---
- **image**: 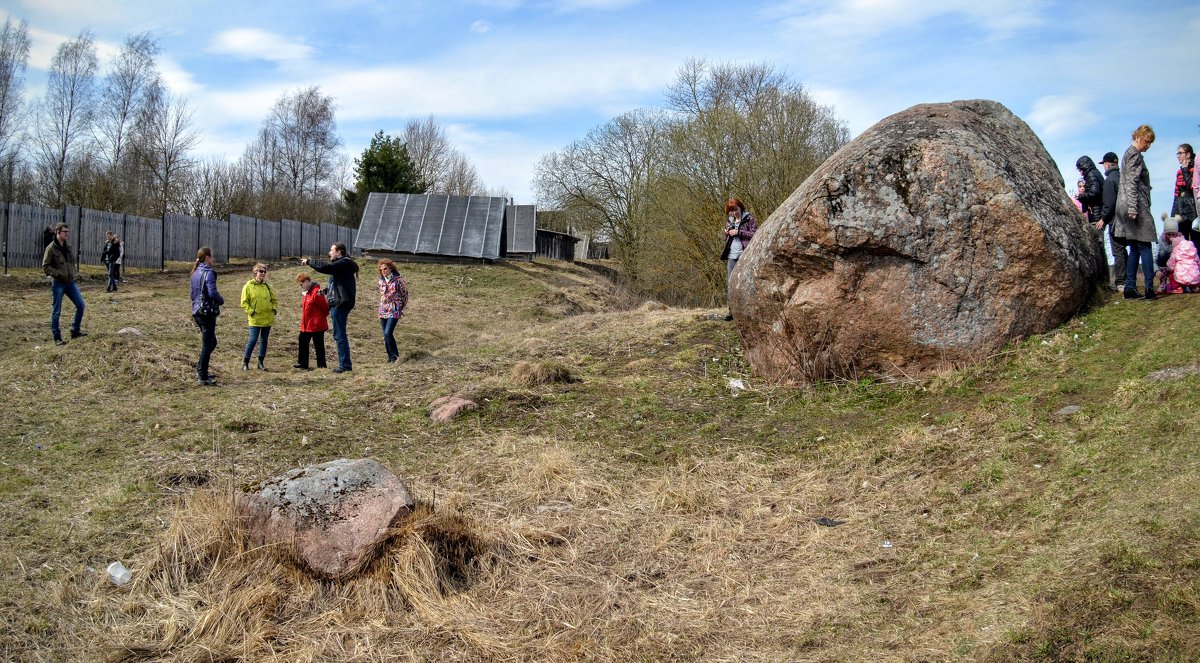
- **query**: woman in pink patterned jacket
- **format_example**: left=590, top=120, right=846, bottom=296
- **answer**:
left=377, top=259, right=409, bottom=363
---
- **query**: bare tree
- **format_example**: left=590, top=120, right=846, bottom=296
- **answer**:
left=402, top=115, right=447, bottom=191
left=181, top=157, right=252, bottom=220
left=134, top=89, right=199, bottom=216
left=664, top=58, right=848, bottom=219
left=31, top=31, right=99, bottom=207
left=0, top=18, right=30, bottom=201
left=442, top=153, right=487, bottom=196
left=241, top=86, right=342, bottom=221
left=96, top=33, right=161, bottom=170
left=402, top=115, right=488, bottom=195
left=534, top=108, right=668, bottom=257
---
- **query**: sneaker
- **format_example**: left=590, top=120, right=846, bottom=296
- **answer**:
left=1123, top=288, right=1141, bottom=299
left=196, top=377, right=218, bottom=386
left=54, top=338, right=67, bottom=346
left=293, top=363, right=311, bottom=370
left=70, top=330, right=87, bottom=339
left=387, top=357, right=398, bottom=363
left=1143, top=290, right=1158, bottom=300
left=331, top=367, right=351, bottom=373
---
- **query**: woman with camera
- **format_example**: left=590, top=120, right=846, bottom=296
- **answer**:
left=720, top=198, right=758, bottom=321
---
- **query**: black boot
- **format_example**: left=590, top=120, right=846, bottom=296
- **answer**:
left=242, top=360, right=250, bottom=371
left=1124, top=287, right=1141, bottom=299
left=257, top=358, right=265, bottom=371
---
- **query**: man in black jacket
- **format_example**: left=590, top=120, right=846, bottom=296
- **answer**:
left=1094, top=152, right=1125, bottom=291
left=1076, top=155, right=1105, bottom=223
left=301, top=243, right=358, bottom=372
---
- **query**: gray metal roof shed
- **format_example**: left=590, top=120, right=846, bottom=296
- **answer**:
left=356, top=193, right=508, bottom=260
left=505, top=204, right=537, bottom=255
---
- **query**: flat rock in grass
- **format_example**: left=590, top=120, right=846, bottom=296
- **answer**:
left=1144, top=366, right=1200, bottom=383
left=237, top=458, right=414, bottom=579
left=429, top=395, right=477, bottom=422
left=117, top=327, right=144, bottom=337
left=1053, top=405, right=1082, bottom=417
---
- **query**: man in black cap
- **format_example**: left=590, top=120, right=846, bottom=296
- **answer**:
left=1095, top=151, right=1125, bottom=291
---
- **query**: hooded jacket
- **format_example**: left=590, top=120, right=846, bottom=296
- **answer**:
left=1168, top=235, right=1200, bottom=285
left=300, top=283, right=330, bottom=333
left=1075, top=156, right=1104, bottom=222
left=240, top=278, right=278, bottom=327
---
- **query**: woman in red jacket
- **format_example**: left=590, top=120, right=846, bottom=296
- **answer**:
left=294, top=273, right=330, bottom=369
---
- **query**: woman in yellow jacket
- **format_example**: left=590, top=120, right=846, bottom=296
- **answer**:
left=240, top=263, right=278, bottom=370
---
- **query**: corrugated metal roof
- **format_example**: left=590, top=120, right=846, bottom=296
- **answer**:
left=505, top=204, right=537, bottom=254
left=356, top=193, right=507, bottom=259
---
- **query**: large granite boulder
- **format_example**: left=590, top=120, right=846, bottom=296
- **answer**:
left=730, top=99, right=1106, bottom=383
left=238, top=458, right=414, bottom=579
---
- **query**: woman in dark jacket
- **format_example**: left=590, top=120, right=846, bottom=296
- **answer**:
left=1115, top=125, right=1157, bottom=300
left=720, top=198, right=757, bottom=321
left=1075, top=155, right=1104, bottom=223
left=189, top=247, right=224, bottom=385
left=1173, top=144, right=1196, bottom=243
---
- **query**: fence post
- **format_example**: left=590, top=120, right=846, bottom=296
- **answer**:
left=160, top=211, right=166, bottom=271
left=2, top=202, right=7, bottom=275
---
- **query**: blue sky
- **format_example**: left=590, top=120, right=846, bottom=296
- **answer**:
left=5, top=0, right=1198, bottom=214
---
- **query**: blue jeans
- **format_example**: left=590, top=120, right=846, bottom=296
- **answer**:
left=381, top=317, right=399, bottom=361
left=106, top=262, right=119, bottom=290
left=243, top=325, right=271, bottom=362
left=50, top=280, right=85, bottom=340
left=1124, top=241, right=1154, bottom=292
left=331, top=306, right=352, bottom=370
left=194, top=314, right=218, bottom=379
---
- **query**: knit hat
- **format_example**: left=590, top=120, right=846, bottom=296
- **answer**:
left=1101, top=151, right=1119, bottom=165
left=1162, top=213, right=1179, bottom=235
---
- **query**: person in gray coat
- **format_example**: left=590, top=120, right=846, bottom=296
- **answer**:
left=1114, top=124, right=1157, bottom=300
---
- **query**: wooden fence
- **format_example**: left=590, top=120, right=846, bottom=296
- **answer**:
left=1, top=203, right=357, bottom=272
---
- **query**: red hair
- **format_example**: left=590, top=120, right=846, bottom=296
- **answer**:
left=725, top=198, right=745, bottom=214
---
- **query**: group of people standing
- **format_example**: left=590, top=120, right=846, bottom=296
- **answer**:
left=187, top=242, right=408, bottom=386
left=1078, top=124, right=1198, bottom=299
left=188, top=242, right=410, bottom=385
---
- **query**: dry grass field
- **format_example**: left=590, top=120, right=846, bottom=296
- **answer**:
left=0, top=257, right=1197, bottom=662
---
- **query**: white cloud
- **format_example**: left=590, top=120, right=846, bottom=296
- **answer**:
left=768, top=0, right=1043, bottom=43
left=469, top=20, right=492, bottom=34
left=443, top=123, right=558, bottom=202
left=157, top=54, right=201, bottom=96
left=1027, top=95, right=1099, bottom=140
left=207, top=28, right=314, bottom=63
left=321, top=45, right=672, bottom=122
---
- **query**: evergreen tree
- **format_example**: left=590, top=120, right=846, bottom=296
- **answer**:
left=340, top=130, right=424, bottom=225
